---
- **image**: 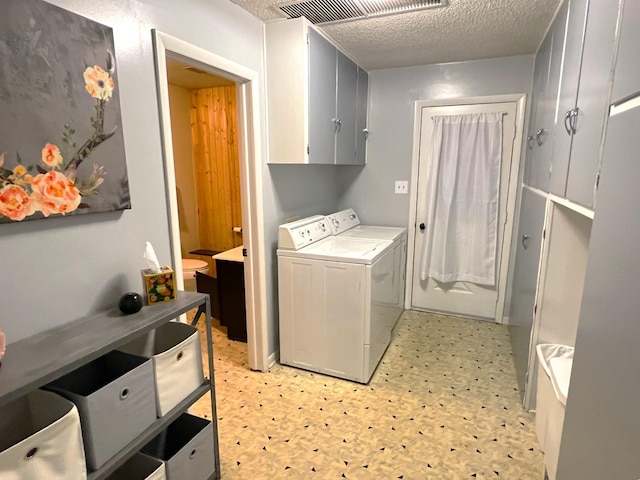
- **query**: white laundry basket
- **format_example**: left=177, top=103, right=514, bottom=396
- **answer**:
left=0, top=389, right=87, bottom=480
left=118, top=321, right=204, bottom=417
left=535, top=343, right=574, bottom=480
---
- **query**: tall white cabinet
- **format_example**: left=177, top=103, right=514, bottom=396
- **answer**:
left=266, top=18, right=368, bottom=165
left=508, top=0, right=626, bottom=477
left=554, top=0, right=640, bottom=477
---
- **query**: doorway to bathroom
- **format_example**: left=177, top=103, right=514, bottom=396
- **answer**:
left=167, top=58, right=244, bottom=326
left=153, top=30, right=269, bottom=371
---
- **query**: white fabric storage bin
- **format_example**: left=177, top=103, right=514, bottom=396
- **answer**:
left=119, top=322, right=204, bottom=416
left=535, top=343, right=574, bottom=480
left=0, top=389, right=86, bottom=480
left=106, top=452, right=165, bottom=480
left=142, top=413, right=215, bottom=480
left=46, top=350, right=157, bottom=471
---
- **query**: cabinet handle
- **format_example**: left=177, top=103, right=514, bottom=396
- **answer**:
left=564, top=108, right=579, bottom=135
left=363, top=128, right=369, bottom=139
left=522, top=234, right=530, bottom=250
left=527, top=135, right=535, bottom=150
left=564, top=110, right=573, bottom=135
left=419, top=223, right=426, bottom=231
left=535, top=128, right=545, bottom=146
left=332, top=118, right=342, bottom=133
left=570, top=107, right=579, bottom=134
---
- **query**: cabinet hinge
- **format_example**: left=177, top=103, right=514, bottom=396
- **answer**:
left=542, top=228, right=546, bottom=239
left=307, top=145, right=310, bottom=154
left=534, top=304, right=537, bottom=315
left=595, top=172, right=601, bottom=190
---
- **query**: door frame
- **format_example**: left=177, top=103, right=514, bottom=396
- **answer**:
left=152, top=30, right=270, bottom=371
left=405, top=94, right=527, bottom=323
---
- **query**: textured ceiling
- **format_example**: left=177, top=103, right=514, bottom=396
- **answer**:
left=230, top=0, right=562, bottom=70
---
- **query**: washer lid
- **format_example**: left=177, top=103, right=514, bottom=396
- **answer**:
left=337, top=225, right=407, bottom=242
left=278, top=236, right=393, bottom=264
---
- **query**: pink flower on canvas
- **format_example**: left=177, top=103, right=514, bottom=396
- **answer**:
left=83, top=65, right=114, bottom=100
left=0, top=184, right=36, bottom=221
left=30, top=171, right=81, bottom=217
left=41, top=143, right=63, bottom=168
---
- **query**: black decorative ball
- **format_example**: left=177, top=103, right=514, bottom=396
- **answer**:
left=119, top=292, right=143, bottom=314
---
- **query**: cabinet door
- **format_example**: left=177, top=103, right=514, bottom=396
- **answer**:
left=308, top=29, right=337, bottom=164
left=508, top=188, right=547, bottom=405
left=355, top=67, right=368, bottom=165
left=523, top=44, right=548, bottom=188
left=565, top=0, right=621, bottom=208
left=610, top=0, right=640, bottom=104
left=335, top=51, right=357, bottom=165
left=554, top=105, right=640, bottom=480
left=550, top=0, right=589, bottom=197
left=527, top=3, right=567, bottom=192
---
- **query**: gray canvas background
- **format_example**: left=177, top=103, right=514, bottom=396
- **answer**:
left=0, top=0, right=130, bottom=223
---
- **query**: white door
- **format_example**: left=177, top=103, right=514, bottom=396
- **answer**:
left=411, top=101, right=518, bottom=320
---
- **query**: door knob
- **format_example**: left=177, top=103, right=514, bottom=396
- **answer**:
left=419, top=223, right=425, bottom=231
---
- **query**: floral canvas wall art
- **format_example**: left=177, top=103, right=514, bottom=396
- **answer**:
left=0, top=0, right=130, bottom=224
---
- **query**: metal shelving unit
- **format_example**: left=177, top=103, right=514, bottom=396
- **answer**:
left=0, top=291, right=220, bottom=480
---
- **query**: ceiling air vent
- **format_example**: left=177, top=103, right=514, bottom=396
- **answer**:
left=274, top=0, right=447, bottom=25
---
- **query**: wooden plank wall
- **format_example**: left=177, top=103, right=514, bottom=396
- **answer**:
left=190, top=85, right=243, bottom=258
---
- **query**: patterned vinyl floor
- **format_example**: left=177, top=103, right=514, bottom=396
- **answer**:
left=190, top=309, right=544, bottom=480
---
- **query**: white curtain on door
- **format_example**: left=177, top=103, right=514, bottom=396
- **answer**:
left=419, top=112, right=503, bottom=286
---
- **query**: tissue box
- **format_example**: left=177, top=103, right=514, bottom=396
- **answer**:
left=141, top=266, right=176, bottom=304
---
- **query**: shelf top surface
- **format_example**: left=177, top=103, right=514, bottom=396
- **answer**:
left=0, top=291, right=208, bottom=405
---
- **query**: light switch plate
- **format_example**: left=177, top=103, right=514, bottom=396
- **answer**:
left=395, top=180, right=408, bottom=194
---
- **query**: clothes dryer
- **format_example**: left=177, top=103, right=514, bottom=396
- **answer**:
left=325, top=208, right=408, bottom=329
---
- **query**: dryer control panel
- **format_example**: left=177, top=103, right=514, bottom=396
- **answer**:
left=278, top=215, right=331, bottom=250
left=325, top=208, right=360, bottom=235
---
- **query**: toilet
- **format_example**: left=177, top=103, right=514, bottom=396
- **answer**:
left=182, top=259, right=209, bottom=291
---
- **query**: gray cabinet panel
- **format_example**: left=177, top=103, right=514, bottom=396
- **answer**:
left=355, top=67, right=368, bottom=165
left=508, top=188, right=547, bottom=402
left=525, top=32, right=553, bottom=190
left=335, top=51, right=357, bottom=165
left=308, top=29, right=336, bottom=164
left=566, top=0, right=620, bottom=208
left=556, top=106, right=640, bottom=480
left=611, top=0, right=640, bottom=104
left=550, top=0, right=589, bottom=197
left=527, top=2, right=568, bottom=192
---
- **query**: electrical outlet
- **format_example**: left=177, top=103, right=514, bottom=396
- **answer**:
left=395, top=180, right=408, bottom=194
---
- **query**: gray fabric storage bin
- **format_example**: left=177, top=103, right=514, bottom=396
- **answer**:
left=0, top=389, right=87, bottom=480
left=119, top=322, right=204, bottom=416
left=106, top=452, right=165, bottom=480
left=46, top=350, right=156, bottom=471
left=142, top=413, right=214, bottom=480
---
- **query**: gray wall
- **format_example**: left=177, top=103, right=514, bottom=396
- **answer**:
left=1, top=0, right=343, bottom=359
left=338, top=55, right=535, bottom=226
left=0, top=0, right=264, bottom=342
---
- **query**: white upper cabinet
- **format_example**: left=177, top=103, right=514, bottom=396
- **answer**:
left=550, top=0, right=621, bottom=208
left=549, top=0, right=589, bottom=197
left=265, top=18, right=368, bottom=165
left=526, top=0, right=621, bottom=208
left=525, top=1, right=568, bottom=192
left=308, top=28, right=338, bottom=164
left=610, top=0, right=640, bottom=104
left=564, top=0, right=620, bottom=207
left=355, top=67, right=369, bottom=165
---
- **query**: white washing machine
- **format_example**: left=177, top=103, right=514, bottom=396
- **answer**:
left=277, top=215, right=395, bottom=383
left=325, top=208, right=408, bottom=329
